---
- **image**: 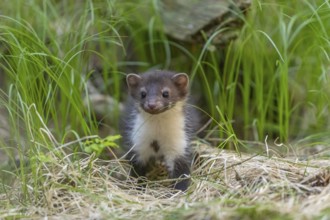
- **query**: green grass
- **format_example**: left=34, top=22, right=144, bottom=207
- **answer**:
left=0, top=0, right=330, bottom=219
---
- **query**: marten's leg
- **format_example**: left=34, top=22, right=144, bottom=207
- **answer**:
left=126, top=152, right=148, bottom=186
left=168, top=155, right=191, bottom=191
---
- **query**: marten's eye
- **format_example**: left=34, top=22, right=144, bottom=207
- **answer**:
left=162, top=91, right=169, bottom=98
left=141, top=91, right=147, bottom=99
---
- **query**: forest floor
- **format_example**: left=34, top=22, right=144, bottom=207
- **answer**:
left=1, top=142, right=329, bottom=219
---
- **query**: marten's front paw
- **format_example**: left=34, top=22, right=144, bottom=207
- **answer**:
left=172, top=176, right=190, bottom=191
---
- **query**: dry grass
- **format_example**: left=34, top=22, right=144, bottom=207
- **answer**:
left=1, top=142, right=330, bottom=219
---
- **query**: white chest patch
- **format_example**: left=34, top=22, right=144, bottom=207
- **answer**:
left=129, top=102, right=187, bottom=166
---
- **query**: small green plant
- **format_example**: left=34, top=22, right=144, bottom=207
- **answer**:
left=83, top=135, right=121, bottom=157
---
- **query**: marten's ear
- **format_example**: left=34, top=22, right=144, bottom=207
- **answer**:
left=172, top=73, right=189, bottom=91
left=126, top=73, right=142, bottom=88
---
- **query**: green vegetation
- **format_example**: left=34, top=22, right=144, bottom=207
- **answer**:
left=0, top=0, right=329, bottom=219
left=83, top=135, right=121, bottom=157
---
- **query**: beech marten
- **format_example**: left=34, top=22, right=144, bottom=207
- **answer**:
left=120, top=70, right=199, bottom=191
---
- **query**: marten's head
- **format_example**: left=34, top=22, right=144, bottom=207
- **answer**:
left=126, top=70, right=189, bottom=114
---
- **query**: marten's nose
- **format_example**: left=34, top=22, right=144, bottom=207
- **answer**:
left=148, top=102, right=157, bottom=109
